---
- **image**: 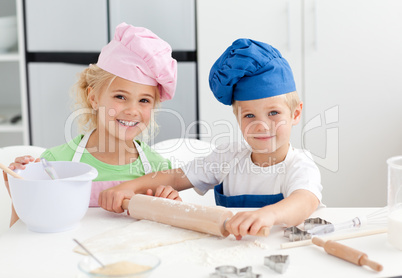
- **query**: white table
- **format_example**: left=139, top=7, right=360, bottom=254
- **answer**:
left=0, top=207, right=401, bottom=278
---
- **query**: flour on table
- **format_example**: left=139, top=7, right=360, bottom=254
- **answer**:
left=179, top=236, right=272, bottom=266
left=74, top=220, right=209, bottom=255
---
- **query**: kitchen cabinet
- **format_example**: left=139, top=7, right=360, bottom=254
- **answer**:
left=109, top=0, right=196, bottom=51
left=23, top=0, right=107, bottom=148
left=197, top=0, right=402, bottom=207
left=0, top=0, right=29, bottom=147
left=25, top=0, right=108, bottom=52
left=28, top=63, right=87, bottom=147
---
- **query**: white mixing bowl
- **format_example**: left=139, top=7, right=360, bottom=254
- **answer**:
left=0, top=15, right=17, bottom=52
left=8, top=161, right=98, bottom=233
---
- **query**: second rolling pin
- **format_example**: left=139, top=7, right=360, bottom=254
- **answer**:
left=312, top=237, right=383, bottom=272
left=122, top=194, right=270, bottom=237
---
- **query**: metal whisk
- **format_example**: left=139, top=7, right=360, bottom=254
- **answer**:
left=307, top=206, right=389, bottom=236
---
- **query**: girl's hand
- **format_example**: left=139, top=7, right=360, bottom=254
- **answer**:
left=146, top=185, right=182, bottom=201
left=8, top=156, right=40, bottom=171
left=224, top=207, right=275, bottom=240
left=99, top=183, right=136, bottom=214
left=99, top=184, right=182, bottom=214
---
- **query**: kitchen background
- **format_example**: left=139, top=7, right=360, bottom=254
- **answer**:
left=1, top=0, right=402, bottom=233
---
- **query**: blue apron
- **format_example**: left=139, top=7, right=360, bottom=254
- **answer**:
left=214, top=183, right=284, bottom=208
left=207, top=145, right=286, bottom=208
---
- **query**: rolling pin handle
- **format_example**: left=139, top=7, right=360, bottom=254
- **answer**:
left=360, top=255, right=383, bottom=272
left=311, top=237, right=325, bottom=247
left=122, top=199, right=130, bottom=211
left=257, top=227, right=270, bottom=237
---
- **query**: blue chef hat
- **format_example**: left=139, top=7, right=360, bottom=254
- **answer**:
left=209, top=39, right=296, bottom=105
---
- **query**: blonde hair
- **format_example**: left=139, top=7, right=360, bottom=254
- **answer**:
left=71, top=64, right=160, bottom=142
left=232, top=91, right=301, bottom=116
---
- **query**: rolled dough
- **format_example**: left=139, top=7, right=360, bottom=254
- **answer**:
left=74, top=220, right=209, bottom=255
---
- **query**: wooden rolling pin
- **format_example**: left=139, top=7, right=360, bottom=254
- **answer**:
left=122, top=194, right=270, bottom=237
left=312, top=237, right=383, bottom=272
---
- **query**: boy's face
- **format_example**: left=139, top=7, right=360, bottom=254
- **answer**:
left=235, top=95, right=302, bottom=155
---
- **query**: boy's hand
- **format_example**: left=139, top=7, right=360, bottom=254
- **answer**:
left=225, top=207, right=275, bottom=240
left=146, top=185, right=182, bottom=201
left=9, top=156, right=40, bottom=171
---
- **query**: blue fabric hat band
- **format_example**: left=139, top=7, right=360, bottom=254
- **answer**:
left=209, top=39, right=296, bottom=105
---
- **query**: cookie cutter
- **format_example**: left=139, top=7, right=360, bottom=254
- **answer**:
left=284, top=226, right=311, bottom=241
left=284, top=217, right=331, bottom=242
left=264, top=255, right=289, bottom=274
left=304, top=217, right=331, bottom=230
left=210, top=265, right=261, bottom=278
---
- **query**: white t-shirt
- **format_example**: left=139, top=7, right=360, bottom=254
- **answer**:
left=183, top=142, right=322, bottom=202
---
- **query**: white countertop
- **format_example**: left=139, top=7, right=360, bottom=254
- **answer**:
left=0, top=207, right=401, bottom=278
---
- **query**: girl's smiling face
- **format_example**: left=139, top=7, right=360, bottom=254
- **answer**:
left=89, top=77, right=158, bottom=144
left=235, top=95, right=302, bottom=157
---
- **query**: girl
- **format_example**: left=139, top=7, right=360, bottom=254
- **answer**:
left=4, top=23, right=181, bottom=226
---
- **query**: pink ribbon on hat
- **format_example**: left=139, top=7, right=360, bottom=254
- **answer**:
left=97, top=23, right=177, bottom=102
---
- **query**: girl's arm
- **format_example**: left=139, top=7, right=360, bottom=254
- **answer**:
left=4, top=156, right=40, bottom=227
left=3, top=171, right=20, bottom=227
left=98, top=167, right=193, bottom=213
left=225, top=189, right=319, bottom=240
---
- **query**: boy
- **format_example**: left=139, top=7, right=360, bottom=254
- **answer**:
left=99, top=39, right=322, bottom=239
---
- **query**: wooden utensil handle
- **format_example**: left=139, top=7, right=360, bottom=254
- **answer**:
left=122, top=199, right=130, bottom=211
left=0, top=163, right=23, bottom=179
left=360, top=255, right=383, bottom=272
left=312, top=237, right=325, bottom=247
left=256, top=227, right=270, bottom=237
left=312, top=237, right=383, bottom=272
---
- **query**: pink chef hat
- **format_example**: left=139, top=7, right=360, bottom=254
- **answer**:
left=97, top=23, right=177, bottom=102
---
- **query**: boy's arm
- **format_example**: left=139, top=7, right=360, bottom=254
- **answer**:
left=225, top=189, right=319, bottom=239
left=264, top=189, right=319, bottom=226
left=99, top=168, right=193, bottom=213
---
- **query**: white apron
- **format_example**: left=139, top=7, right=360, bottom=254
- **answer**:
left=72, top=130, right=152, bottom=207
